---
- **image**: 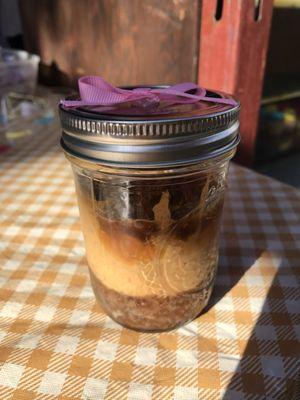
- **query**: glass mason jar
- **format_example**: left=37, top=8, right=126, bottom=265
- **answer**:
left=59, top=88, right=239, bottom=332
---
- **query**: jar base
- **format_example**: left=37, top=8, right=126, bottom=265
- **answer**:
left=89, top=268, right=214, bottom=332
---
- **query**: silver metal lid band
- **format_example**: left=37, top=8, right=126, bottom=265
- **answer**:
left=61, top=122, right=240, bottom=168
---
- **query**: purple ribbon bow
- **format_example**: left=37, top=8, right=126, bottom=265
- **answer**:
left=61, top=76, right=237, bottom=109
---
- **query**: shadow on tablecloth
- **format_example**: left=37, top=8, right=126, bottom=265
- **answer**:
left=221, top=252, right=300, bottom=400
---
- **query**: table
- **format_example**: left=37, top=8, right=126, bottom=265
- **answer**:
left=0, top=121, right=299, bottom=400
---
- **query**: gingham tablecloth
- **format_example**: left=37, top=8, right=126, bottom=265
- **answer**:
left=0, top=123, right=299, bottom=400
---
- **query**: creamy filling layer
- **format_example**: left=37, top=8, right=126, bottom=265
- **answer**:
left=77, top=192, right=220, bottom=297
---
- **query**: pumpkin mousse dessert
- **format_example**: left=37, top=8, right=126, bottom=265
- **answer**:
left=74, top=169, right=225, bottom=331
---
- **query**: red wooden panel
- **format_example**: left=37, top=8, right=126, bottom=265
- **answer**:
left=198, top=0, right=273, bottom=166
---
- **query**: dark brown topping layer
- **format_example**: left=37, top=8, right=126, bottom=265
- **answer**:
left=96, top=217, right=157, bottom=241
left=76, top=170, right=225, bottom=242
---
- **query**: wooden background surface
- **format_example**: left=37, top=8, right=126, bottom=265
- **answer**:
left=19, top=0, right=200, bottom=87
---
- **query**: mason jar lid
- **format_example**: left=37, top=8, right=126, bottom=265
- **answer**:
left=59, top=86, right=240, bottom=168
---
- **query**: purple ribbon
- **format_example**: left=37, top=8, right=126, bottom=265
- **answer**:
left=61, top=76, right=237, bottom=109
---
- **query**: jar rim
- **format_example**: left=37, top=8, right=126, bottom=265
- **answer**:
left=59, top=87, right=240, bottom=168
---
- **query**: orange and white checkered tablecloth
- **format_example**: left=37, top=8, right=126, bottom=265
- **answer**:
left=0, top=125, right=299, bottom=400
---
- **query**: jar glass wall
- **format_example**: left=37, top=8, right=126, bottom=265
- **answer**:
left=67, top=152, right=234, bottom=331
